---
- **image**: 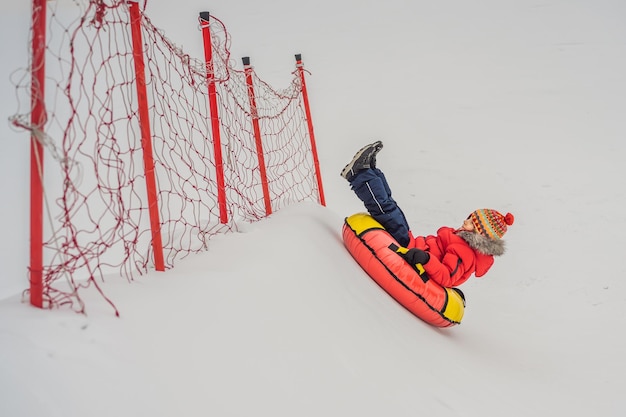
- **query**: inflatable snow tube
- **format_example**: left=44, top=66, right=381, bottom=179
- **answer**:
left=342, top=213, right=465, bottom=328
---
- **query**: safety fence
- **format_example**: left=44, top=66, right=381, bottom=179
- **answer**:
left=10, top=0, right=324, bottom=315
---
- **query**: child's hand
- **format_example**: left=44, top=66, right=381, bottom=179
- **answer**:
left=395, top=246, right=430, bottom=266
left=389, top=245, right=430, bottom=282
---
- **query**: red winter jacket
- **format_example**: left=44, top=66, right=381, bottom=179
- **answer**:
left=407, top=227, right=502, bottom=288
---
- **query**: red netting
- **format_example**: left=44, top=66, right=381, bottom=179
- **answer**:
left=10, top=0, right=323, bottom=314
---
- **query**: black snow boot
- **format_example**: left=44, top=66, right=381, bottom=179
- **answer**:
left=340, top=141, right=383, bottom=181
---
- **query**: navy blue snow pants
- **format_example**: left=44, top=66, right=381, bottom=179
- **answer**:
left=349, top=168, right=411, bottom=247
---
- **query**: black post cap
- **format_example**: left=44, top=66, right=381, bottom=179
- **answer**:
left=242, top=56, right=251, bottom=65
left=199, top=11, right=210, bottom=21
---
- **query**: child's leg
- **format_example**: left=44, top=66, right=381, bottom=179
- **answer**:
left=373, top=168, right=393, bottom=200
left=349, top=169, right=411, bottom=246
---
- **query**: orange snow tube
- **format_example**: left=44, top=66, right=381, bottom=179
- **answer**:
left=342, top=213, right=465, bottom=328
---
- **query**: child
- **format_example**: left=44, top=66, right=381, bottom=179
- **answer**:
left=341, top=141, right=514, bottom=288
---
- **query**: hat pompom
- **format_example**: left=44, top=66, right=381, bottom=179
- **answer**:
left=504, top=212, right=514, bottom=226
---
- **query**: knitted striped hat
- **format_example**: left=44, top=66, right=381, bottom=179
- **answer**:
left=469, top=209, right=515, bottom=240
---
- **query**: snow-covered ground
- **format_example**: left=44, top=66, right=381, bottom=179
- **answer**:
left=1, top=1, right=625, bottom=416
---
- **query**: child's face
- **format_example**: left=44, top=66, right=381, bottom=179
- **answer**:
left=461, top=218, right=475, bottom=232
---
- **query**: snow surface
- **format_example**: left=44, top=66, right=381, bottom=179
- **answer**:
left=2, top=1, right=626, bottom=416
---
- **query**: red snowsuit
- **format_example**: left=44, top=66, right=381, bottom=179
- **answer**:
left=407, top=227, right=496, bottom=288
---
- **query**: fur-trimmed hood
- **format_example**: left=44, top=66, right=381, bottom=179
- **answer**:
left=456, top=230, right=506, bottom=257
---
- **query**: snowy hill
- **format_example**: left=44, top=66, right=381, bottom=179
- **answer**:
left=1, top=203, right=624, bottom=416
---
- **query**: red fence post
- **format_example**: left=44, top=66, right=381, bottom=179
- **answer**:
left=199, top=11, right=228, bottom=224
left=129, top=1, right=165, bottom=271
left=243, top=57, right=272, bottom=216
left=29, top=0, right=47, bottom=308
left=295, top=54, right=325, bottom=206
